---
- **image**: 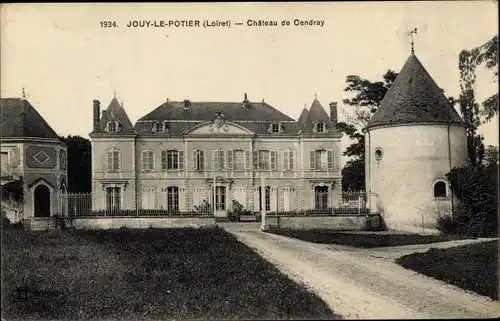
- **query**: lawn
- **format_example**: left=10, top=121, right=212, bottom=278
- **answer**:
left=1, top=227, right=339, bottom=320
left=396, top=240, right=498, bottom=300
left=266, top=228, right=473, bottom=248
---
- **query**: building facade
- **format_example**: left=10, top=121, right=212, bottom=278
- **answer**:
left=1, top=97, right=68, bottom=222
left=90, top=94, right=343, bottom=216
left=364, top=53, right=468, bottom=232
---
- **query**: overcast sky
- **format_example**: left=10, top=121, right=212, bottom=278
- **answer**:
left=1, top=2, right=498, bottom=165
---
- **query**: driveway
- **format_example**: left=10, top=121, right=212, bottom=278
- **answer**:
left=220, top=223, right=500, bottom=319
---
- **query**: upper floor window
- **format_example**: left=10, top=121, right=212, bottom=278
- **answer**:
left=106, top=120, right=122, bottom=133
left=434, top=181, right=448, bottom=198
left=313, top=122, right=326, bottom=133
left=283, top=149, right=295, bottom=170
left=192, top=149, right=205, bottom=171
left=232, top=149, right=246, bottom=170
left=268, top=122, right=284, bottom=134
left=253, top=150, right=277, bottom=170
left=152, top=121, right=169, bottom=133
left=212, top=149, right=226, bottom=170
left=142, top=150, right=155, bottom=172
left=161, top=149, right=184, bottom=170
left=106, top=149, right=120, bottom=171
left=310, top=149, right=334, bottom=170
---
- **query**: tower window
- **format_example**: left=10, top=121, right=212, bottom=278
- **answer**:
left=375, top=148, right=383, bottom=161
left=434, top=181, right=448, bottom=198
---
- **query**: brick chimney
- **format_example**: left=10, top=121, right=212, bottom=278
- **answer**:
left=93, top=100, right=100, bottom=131
left=183, top=100, right=191, bottom=110
left=243, top=93, right=250, bottom=109
left=329, top=102, right=338, bottom=124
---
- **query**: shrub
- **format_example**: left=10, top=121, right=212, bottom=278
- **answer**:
left=438, top=164, right=498, bottom=237
left=227, top=200, right=244, bottom=222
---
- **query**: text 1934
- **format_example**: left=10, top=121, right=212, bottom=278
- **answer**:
left=100, top=21, right=119, bottom=28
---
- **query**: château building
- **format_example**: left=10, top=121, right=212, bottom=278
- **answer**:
left=89, top=94, right=343, bottom=216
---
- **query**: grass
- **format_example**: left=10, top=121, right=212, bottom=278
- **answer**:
left=266, top=228, right=473, bottom=248
left=396, top=240, right=498, bottom=300
left=1, top=227, right=339, bottom=320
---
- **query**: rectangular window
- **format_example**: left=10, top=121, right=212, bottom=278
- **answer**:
left=142, top=150, right=154, bottom=171
left=315, top=150, right=328, bottom=170
left=167, top=150, right=178, bottom=170
left=258, top=186, right=271, bottom=211
left=105, top=187, right=121, bottom=211
left=1, top=152, right=9, bottom=176
left=258, top=150, right=270, bottom=170
left=233, top=150, right=245, bottom=170
left=167, top=186, right=179, bottom=212
left=192, top=149, right=205, bottom=171
left=212, top=149, right=225, bottom=170
left=283, top=150, right=295, bottom=170
left=106, top=150, right=120, bottom=171
left=215, top=186, right=226, bottom=211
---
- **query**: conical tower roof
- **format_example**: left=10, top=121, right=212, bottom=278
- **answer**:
left=366, top=54, right=465, bottom=130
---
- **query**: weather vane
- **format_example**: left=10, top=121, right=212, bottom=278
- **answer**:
left=407, top=28, right=418, bottom=54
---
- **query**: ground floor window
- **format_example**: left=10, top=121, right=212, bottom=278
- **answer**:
left=258, top=186, right=271, bottom=211
left=315, top=186, right=329, bottom=210
left=215, top=186, right=226, bottom=211
left=106, top=187, right=121, bottom=211
left=167, top=186, right=179, bottom=212
left=434, top=181, right=447, bottom=198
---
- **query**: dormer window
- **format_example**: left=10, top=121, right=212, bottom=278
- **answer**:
left=313, top=122, right=327, bottom=133
left=151, top=121, right=169, bottom=133
left=106, top=120, right=121, bottom=133
left=269, top=122, right=284, bottom=134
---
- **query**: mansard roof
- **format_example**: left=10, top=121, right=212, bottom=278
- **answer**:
left=1, top=98, right=61, bottom=139
left=298, top=98, right=342, bottom=136
left=93, top=97, right=136, bottom=134
left=366, top=54, right=465, bottom=129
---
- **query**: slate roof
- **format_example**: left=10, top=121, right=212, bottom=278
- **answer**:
left=93, top=98, right=136, bottom=134
left=134, top=100, right=298, bottom=135
left=296, top=108, right=309, bottom=130
left=1, top=98, right=61, bottom=139
left=298, top=98, right=342, bottom=136
left=366, top=54, right=465, bottom=129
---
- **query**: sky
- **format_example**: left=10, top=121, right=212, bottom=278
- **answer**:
left=1, top=2, right=498, bottom=166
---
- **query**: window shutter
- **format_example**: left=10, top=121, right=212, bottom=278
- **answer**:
left=283, top=151, right=289, bottom=170
left=289, top=150, right=294, bottom=170
left=200, top=150, right=205, bottom=170
left=309, top=151, right=316, bottom=169
left=271, top=150, right=277, bottom=170
left=178, top=150, right=184, bottom=170
left=245, top=150, right=251, bottom=170
left=212, top=150, right=218, bottom=170
left=161, top=151, right=167, bottom=170
left=253, top=151, right=258, bottom=169
left=219, top=149, right=225, bottom=169
left=312, top=122, right=317, bottom=133
left=327, top=150, right=334, bottom=169
left=192, top=149, right=197, bottom=170
left=227, top=150, right=233, bottom=170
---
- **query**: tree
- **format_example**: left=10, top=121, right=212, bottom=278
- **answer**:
left=60, top=135, right=91, bottom=193
left=484, top=145, right=499, bottom=167
left=337, top=70, right=398, bottom=190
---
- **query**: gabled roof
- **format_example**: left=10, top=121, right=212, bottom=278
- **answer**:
left=93, top=98, right=136, bottom=134
left=1, top=98, right=60, bottom=139
left=366, top=54, right=465, bottom=129
left=298, top=98, right=342, bottom=136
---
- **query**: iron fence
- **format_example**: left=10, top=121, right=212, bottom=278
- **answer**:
left=61, top=191, right=379, bottom=217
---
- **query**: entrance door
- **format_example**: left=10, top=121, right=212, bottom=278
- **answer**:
left=34, top=185, right=51, bottom=217
left=314, top=186, right=329, bottom=211
left=214, top=186, right=227, bottom=217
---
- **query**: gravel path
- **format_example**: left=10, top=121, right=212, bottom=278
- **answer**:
left=223, top=225, right=500, bottom=319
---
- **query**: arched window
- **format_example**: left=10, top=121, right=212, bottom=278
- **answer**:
left=434, top=181, right=447, bottom=198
